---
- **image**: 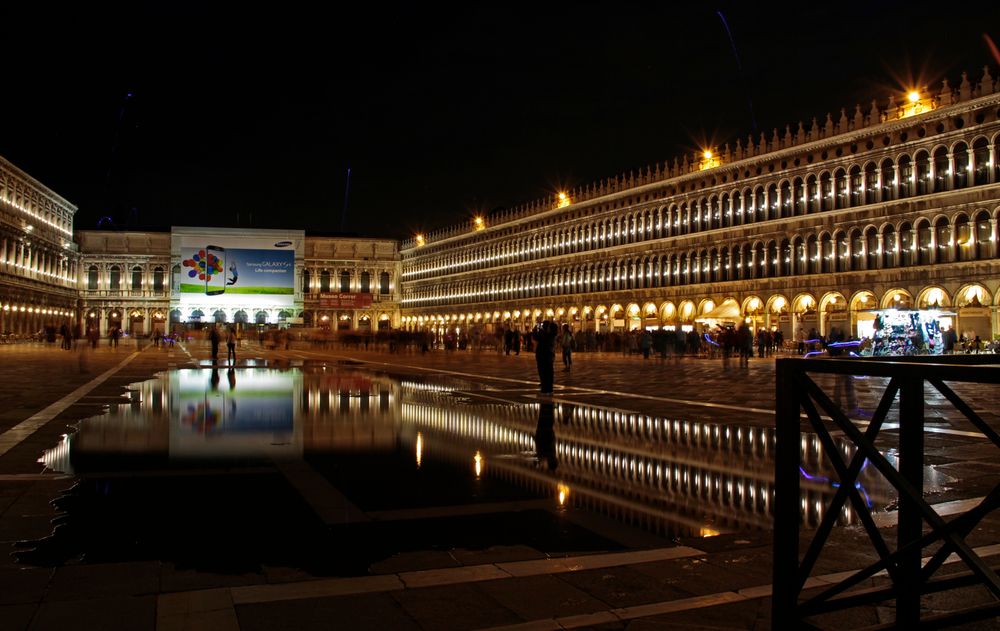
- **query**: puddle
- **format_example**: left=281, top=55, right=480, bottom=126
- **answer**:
left=25, top=364, right=903, bottom=573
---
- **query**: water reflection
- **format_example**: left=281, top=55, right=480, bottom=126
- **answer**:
left=40, top=366, right=902, bottom=538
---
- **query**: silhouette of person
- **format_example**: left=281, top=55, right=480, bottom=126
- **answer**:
left=533, top=320, right=558, bottom=395
left=210, top=368, right=220, bottom=391
left=535, top=401, right=557, bottom=471
left=227, top=367, right=236, bottom=391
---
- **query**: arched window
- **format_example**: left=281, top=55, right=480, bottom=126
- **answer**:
left=880, top=159, right=895, bottom=201
left=109, top=265, right=121, bottom=291
left=303, top=269, right=311, bottom=293
left=834, top=169, right=847, bottom=209
left=780, top=239, right=792, bottom=276
left=914, top=151, right=930, bottom=195
left=865, top=228, right=879, bottom=269
left=820, top=233, right=834, bottom=273
left=806, top=176, right=819, bottom=213
left=864, top=164, right=878, bottom=204
left=973, top=138, right=990, bottom=186
left=753, top=243, right=765, bottom=278
left=933, top=147, right=950, bottom=191
left=793, top=178, right=805, bottom=215
left=87, top=265, right=98, bottom=290
left=850, top=230, right=864, bottom=271
left=767, top=184, right=778, bottom=220
left=835, top=232, right=848, bottom=272
left=793, top=238, right=807, bottom=276
left=360, top=271, right=371, bottom=293
left=935, top=217, right=952, bottom=263
left=899, top=223, right=914, bottom=267
left=819, top=173, right=832, bottom=211
left=849, top=167, right=862, bottom=206
left=380, top=271, right=390, bottom=294
left=755, top=187, right=766, bottom=221
left=954, top=142, right=969, bottom=188
left=955, top=216, right=972, bottom=262
left=320, top=270, right=331, bottom=292
left=131, top=266, right=142, bottom=291
left=767, top=242, right=778, bottom=278
left=780, top=182, right=791, bottom=217
left=213, top=310, right=226, bottom=323
left=975, top=211, right=993, bottom=260
left=916, top=221, right=933, bottom=265
left=806, top=235, right=820, bottom=274
left=153, top=267, right=164, bottom=292
left=898, top=155, right=912, bottom=198
left=881, top=225, right=897, bottom=268
left=171, top=264, right=180, bottom=292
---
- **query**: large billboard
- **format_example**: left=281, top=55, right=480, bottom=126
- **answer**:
left=176, top=233, right=297, bottom=307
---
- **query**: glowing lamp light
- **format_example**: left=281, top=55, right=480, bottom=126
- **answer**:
left=557, top=483, right=570, bottom=507
left=415, top=234, right=425, bottom=247
left=908, top=91, right=920, bottom=103
left=473, top=450, right=483, bottom=479
left=699, top=149, right=721, bottom=170
left=416, top=432, right=423, bottom=469
left=557, top=192, right=571, bottom=208
left=473, top=216, right=485, bottom=231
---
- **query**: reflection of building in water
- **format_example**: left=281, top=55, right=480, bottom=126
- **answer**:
left=41, top=368, right=894, bottom=539
left=400, top=396, right=892, bottom=537
left=300, top=371, right=401, bottom=450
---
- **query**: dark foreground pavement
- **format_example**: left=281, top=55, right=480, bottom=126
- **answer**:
left=1, top=340, right=999, bottom=630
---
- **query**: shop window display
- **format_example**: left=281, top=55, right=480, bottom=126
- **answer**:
left=864, top=309, right=952, bottom=356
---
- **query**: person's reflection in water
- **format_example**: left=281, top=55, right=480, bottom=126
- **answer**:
left=210, top=368, right=220, bottom=391
left=535, top=401, right=558, bottom=471
left=227, top=367, right=236, bottom=391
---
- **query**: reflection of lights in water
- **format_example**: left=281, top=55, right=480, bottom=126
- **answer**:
left=557, top=483, right=570, bottom=507
left=474, top=450, right=483, bottom=478
left=416, top=432, right=423, bottom=469
left=700, top=527, right=720, bottom=538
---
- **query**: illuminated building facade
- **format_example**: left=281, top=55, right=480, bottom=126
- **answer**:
left=399, top=70, right=1000, bottom=344
left=0, top=156, right=79, bottom=335
left=77, top=231, right=400, bottom=336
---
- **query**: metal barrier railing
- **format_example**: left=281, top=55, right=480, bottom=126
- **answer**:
left=773, top=355, right=1000, bottom=629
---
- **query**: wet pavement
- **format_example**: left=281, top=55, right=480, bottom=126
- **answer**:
left=1, top=339, right=999, bottom=630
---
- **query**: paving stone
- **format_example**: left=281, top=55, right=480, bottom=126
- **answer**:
left=46, top=562, right=161, bottom=601
left=236, top=592, right=421, bottom=631
left=391, top=583, right=522, bottom=630
left=479, top=574, right=610, bottom=620
left=28, top=595, right=156, bottom=631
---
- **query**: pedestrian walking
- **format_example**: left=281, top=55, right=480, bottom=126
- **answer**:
left=533, top=320, right=558, bottom=395
left=209, top=325, right=221, bottom=363
left=560, top=324, right=575, bottom=370
left=226, top=326, right=237, bottom=365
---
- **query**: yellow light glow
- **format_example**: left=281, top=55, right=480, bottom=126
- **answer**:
left=700, top=527, right=721, bottom=538
left=474, top=450, right=483, bottom=479
left=415, top=234, right=425, bottom=246
left=557, top=192, right=571, bottom=208
left=416, top=432, right=423, bottom=469
left=557, top=483, right=570, bottom=507
left=908, top=91, right=920, bottom=103
left=699, top=149, right=721, bottom=170
left=473, top=216, right=485, bottom=231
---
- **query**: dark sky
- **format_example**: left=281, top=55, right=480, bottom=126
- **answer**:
left=2, top=3, right=999, bottom=240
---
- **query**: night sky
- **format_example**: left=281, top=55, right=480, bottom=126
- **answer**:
left=2, top=3, right=999, bottom=240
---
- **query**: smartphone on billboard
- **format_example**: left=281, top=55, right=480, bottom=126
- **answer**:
left=206, top=245, right=226, bottom=296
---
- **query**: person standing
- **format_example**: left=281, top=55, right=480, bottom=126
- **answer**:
left=533, top=320, right=557, bottom=395
left=209, top=325, right=221, bottom=363
left=560, top=324, right=574, bottom=370
left=226, top=326, right=237, bottom=365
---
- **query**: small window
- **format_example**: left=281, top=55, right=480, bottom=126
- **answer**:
left=87, top=265, right=98, bottom=291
